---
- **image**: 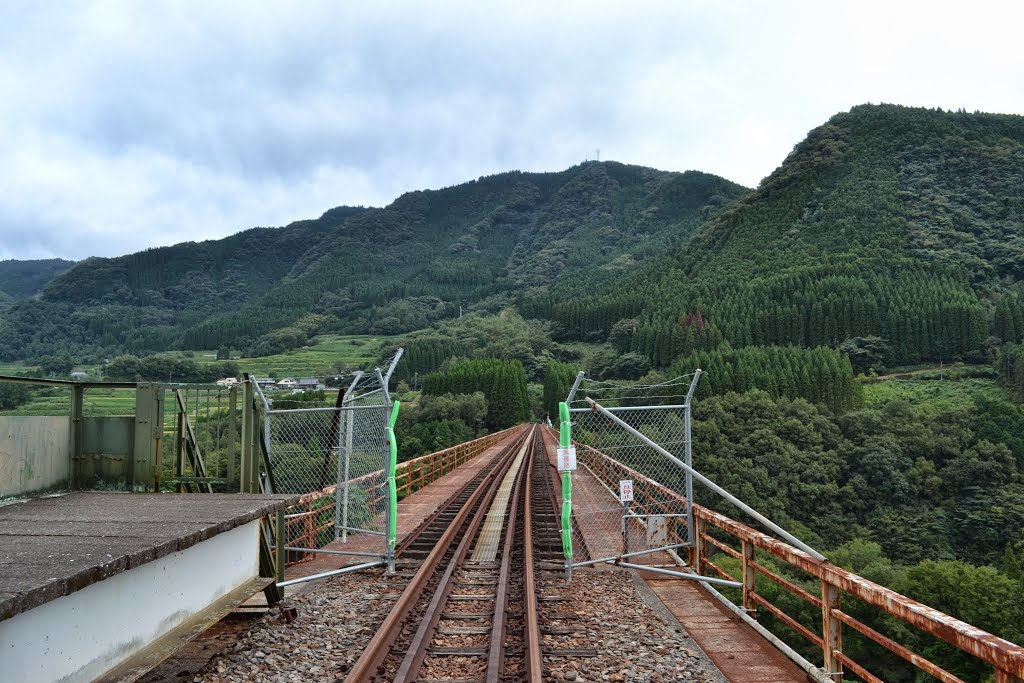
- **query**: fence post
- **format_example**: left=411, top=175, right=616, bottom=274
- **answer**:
left=340, top=406, right=354, bottom=542
left=227, top=384, right=237, bottom=487
left=691, top=516, right=707, bottom=572
left=241, top=379, right=254, bottom=493
left=742, top=539, right=756, bottom=616
left=175, top=404, right=185, bottom=492
left=821, top=580, right=842, bottom=681
left=558, top=402, right=573, bottom=580
left=132, top=383, right=163, bottom=491
left=275, top=508, right=285, bottom=583
left=684, top=370, right=701, bottom=550
left=385, top=401, right=401, bottom=573
left=70, top=383, right=85, bottom=489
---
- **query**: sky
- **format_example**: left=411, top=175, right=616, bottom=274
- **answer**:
left=2, top=1, right=1023, bottom=261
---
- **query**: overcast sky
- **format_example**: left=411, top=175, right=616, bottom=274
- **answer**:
left=2, top=1, right=1023, bottom=261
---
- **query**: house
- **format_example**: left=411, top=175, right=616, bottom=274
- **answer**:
left=215, top=377, right=239, bottom=386
left=276, top=378, right=298, bottom=388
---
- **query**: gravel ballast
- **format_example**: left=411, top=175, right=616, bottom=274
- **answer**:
left=190, top=564, right=725, bottom=682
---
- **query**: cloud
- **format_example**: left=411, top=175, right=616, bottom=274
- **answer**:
left=1, top=1, right=1023, bottom=259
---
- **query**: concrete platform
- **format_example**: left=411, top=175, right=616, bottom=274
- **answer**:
left=0, top=491, right=298, bottom=622
left=0, top=491, right=299, bottom=683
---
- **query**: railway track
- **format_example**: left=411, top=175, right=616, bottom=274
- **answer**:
left=348, top=424, right=576, bottom=682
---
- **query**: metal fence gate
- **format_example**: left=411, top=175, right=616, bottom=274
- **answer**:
left=557, top=371, right=704, bottom=579
left=557, top=369, right=822, bottom=588
left=260, top=351, right=403, bottom=581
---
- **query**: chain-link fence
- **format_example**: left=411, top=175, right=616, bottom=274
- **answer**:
left=262, top=352, right=402, bottom=567
left=561, top=373, right=700, bottom=572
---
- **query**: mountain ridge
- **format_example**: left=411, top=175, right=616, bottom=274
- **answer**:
left=0, top=162, right=746, bottom=361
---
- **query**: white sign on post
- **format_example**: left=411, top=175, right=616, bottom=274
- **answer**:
left=619, top=479, right=634, bottom=503
left=556, top=447, right=577, bottom=471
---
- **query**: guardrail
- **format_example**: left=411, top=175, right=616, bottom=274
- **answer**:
left=570, top=437, right=1024, bottom=683
left=282, top=425, right=523, bottom=562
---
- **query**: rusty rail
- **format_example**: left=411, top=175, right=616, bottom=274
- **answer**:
left=522, top=432, right=544, bottom=680
left=570, top=437, right=1024, bottom=683
left=348, top=427, right=532, bottom=681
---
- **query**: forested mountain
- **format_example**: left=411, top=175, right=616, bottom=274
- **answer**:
left=0, top=258, right=74, bottom=309
left=524, top=105, right=1024, bottom=368
left=6, top=105, right=1024, bottom=369
left=0, top=164, right=745, bottom=361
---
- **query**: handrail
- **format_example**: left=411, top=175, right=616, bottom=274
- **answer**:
left=571, top=439, right=1024, bottom=683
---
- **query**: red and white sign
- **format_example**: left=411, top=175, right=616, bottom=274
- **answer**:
left=619, top=479, right=634, bottom=503
left=556, top=447, right=577, bottom=471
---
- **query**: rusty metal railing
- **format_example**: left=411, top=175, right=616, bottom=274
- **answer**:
left=571, top=438, right=1024, bottom=683
left=280, top=425, right=523, bottom=563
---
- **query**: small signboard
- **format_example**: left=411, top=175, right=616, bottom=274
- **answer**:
left=619, top=479, right=634, bottom=503
left=556, top=447, right=577, bottom=471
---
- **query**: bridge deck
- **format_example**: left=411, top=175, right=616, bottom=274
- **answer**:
left=539, top=429, right=808, bottom=683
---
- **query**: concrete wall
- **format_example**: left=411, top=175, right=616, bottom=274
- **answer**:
left=0, top=520, right=260, bottom=682
left=0, top=416, right=71, bottom=498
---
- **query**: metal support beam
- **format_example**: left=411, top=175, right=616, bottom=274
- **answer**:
left=822, top=580, right=843, bottom=681
left=70, top=383, right=84, bottom=489
left=614, top=561, right=741, bottom=588
left=227, top=385, right=237, bottom=487
left=276, top=560, right=387, bottom=588
left=684, top=369, right=701, bottom=554
left=240, top=379, right=254, bottom=493
left=336, top=371, right=363, bottom=543
left=564, top=371, right=586, bottom=405
left=275, top=509, right=285, bottom=583
left=742, top=539, right=756, bottom=616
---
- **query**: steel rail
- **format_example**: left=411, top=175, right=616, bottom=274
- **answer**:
left=394, top=425, right=529, bottom=556
left=485, top=428, right=531, bottom=682
left=345, top=428, right=530, bottom=681
left=394, top=428, right=532, bottom=681
left=522, top=430, right=545, bottom=681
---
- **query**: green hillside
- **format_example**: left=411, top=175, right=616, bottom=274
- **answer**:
left=0, top=258, right=74, bottom=309
left=0, top=164, right=745, bottom=362
left=524, top=105, right=1024, bottom=367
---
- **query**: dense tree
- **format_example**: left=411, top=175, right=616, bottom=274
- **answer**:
left=423, top=358, right=530, bottom=429
left=103, top=354, right=239, bottom=383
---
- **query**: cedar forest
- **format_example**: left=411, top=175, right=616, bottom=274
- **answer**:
left=2, top=104, right=1024, bottom=680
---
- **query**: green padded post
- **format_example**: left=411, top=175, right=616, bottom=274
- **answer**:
left=558, top=402, right=573, bottom=574
left=387, top=401, right=401, bottom=567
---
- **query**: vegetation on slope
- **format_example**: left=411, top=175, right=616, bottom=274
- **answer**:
left=0, top=258, right=74, bottom=309
left=0, top=163, right=745, bottom=363
left=524, top=105, right=1024, bottom=369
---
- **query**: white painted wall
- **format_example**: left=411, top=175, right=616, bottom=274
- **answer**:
left=0, top=416, right=71, bottom=498
left=0, top=520, right=260, bottom=683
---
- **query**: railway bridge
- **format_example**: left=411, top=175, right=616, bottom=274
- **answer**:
left=0, top=364, right=1022, bottom=683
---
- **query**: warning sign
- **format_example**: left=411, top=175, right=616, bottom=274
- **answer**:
left=619, top=479, right=634, bottom=503
left=556, top=447, right=577, bottom=471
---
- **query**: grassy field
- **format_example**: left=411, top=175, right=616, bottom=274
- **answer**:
left=0, top=334, right=392, bottom=415
left=1, top=386, right=139, bottom=416
left=862, top=376, right=1010, bottom=414
left=150, top=334, right=393, bottom=378
left=0, top=361, right=36, bottom=376
left=232, top=335, right=391, bottom=377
